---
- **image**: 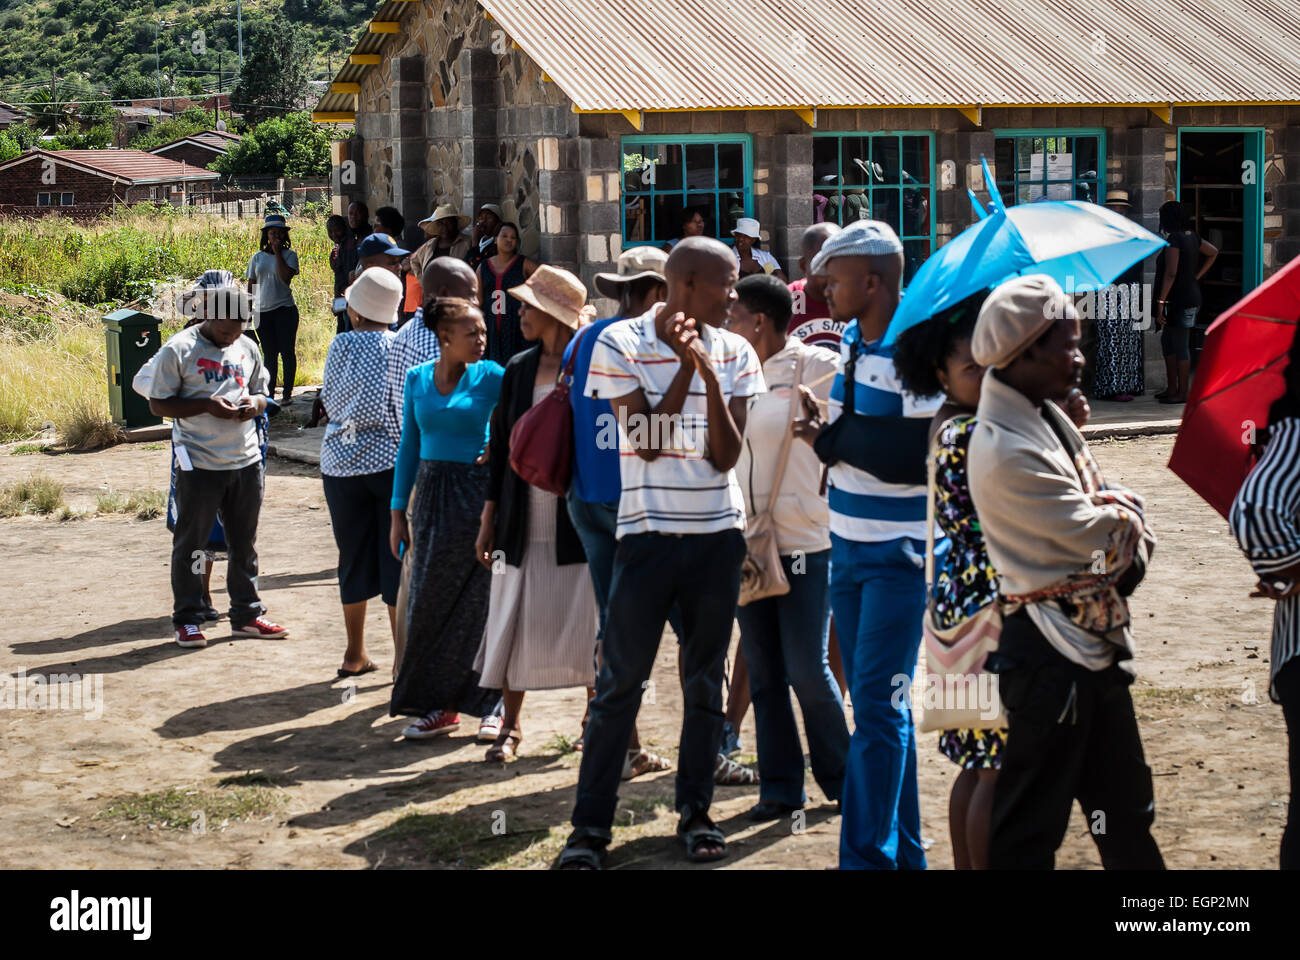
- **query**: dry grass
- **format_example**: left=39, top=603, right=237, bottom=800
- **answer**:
left=0, top=473, right=66, bottom=517
left=95, top=488, right=167, bottom=520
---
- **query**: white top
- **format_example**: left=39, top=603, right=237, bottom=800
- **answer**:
left=736, top=338, right=839, bottom=555
left=246, top=249, right=299, bottom=314
left=735, top=247, right=782, bottom=274
left=584, top=305, right=765, bottom=538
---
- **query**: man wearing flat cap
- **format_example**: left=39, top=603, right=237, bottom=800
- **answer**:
left=966, top=274, right=1164, bottom=870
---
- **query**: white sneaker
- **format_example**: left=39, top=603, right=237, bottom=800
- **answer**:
left=175, top=624, right=207, bottom=649
left=477, top=715, right=503, bottom=743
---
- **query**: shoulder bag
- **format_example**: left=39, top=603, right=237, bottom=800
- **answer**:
left=738, top=352, right=803, bottom=607
left=508, top=326, right=591, bottom=496
left=918, top=419, right=1007, bottom=732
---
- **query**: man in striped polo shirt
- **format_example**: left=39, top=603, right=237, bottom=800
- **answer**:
left=559, top=237, right=765, bottom=868
left=809, top=221, right=942, bottom=869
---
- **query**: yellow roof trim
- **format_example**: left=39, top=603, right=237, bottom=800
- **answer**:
left=350, top=54, right=381, bottom=65
left=620, top=110, right=643, bottom=130
left=570, top=100, right=1300, bottom=115
left=370, top=21, right=400, bottom=33
left=312, top=112, right=356, bottom=123
left=956, top=105, right=982, bottom=126
left=1149, top=104, right=1173, bottom=124
left=331, top=82, right=362, bottom=94
left=795, top=107, right=817, bottom=128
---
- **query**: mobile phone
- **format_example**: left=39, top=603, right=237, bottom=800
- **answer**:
left=1270, top=577, right=1295, bottom=594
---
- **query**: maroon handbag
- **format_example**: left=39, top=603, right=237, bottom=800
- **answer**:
left=508, top=327, right=590, bottom=495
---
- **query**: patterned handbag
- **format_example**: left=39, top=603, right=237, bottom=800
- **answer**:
left=917, top=421, right=1007, bottom=733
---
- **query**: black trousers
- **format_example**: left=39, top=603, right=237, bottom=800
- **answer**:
left=170, top=464, right=264, bottom=629
left=988, top=609, right=1165, bottom=870
left=258, top=304, right=300, bottom=399
left=1277, top=657, right=1300, bottom=870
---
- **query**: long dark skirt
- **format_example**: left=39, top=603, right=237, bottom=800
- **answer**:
left=1092, top=314, right=1144, bottom=397
left=390, top=459, right=500, bottom=718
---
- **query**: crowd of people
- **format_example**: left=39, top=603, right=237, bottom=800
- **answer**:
left=139, top=196, right=1298, bottom=871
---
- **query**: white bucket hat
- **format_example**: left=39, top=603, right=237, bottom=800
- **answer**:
left=732, top=217, right=761, bottom=239
left=345, top=266, right=404, bottom=326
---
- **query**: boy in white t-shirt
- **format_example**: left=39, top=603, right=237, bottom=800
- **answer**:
left=560, top=237, right=765, bottom=868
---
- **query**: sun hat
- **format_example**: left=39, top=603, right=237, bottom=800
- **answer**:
left=261, top=213, right=289, bottom=232
left=419, top=203, right=470, bottom=230
left=593, top=246, right=668, bottom=299
left=1105, top=188, right=1132, bottom=208
left=508, top=265, right=594, bottom=330
left=479, top=202, right=504, bottom=219
left=345, top=266, right=404, bottom=326
left=732, top=217, right=761, bottom=239
left=357, top=232, right=410, bottom=258
left=809, top=219, right=903, bottom=274
left=972, top=274, right=1077, bottom=369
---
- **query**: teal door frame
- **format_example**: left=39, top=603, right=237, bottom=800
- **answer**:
left=1175, top=126, right=1265, bottom=294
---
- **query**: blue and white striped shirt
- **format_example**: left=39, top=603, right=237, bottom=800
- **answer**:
left=826, top=320, right=943, bottom=543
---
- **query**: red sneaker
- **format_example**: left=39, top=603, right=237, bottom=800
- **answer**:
left=175, top=624, right=208, bottom=649
left=231, top=617, right=289, bottom=639
left=402, top=711, right=461, bottom=740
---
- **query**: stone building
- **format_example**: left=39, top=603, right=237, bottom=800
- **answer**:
left=314, top=0, right=1300, bottom=382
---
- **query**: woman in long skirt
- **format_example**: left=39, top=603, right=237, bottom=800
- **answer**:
left=389, top=298, right=505, bottom=737
left=473, top=266, right=598, bottom=761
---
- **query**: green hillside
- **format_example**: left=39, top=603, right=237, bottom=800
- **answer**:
left=0, top=0, right=368, bottom=107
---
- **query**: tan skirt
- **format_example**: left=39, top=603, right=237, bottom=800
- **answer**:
left=475, top=475, right=598, bottom=691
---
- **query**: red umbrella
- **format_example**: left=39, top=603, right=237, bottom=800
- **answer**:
left=1169, top=254, right=1300, bottom=518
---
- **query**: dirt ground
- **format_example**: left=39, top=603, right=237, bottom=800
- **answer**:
left=0, top=434, right=1287, bottom=870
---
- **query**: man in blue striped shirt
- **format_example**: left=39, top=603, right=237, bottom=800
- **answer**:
left=805, top=221, right=941, bottom=869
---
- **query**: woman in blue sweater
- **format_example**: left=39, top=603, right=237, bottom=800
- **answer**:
left=389, top=297, right=505, bottom=738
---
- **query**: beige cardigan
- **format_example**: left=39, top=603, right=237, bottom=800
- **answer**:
left=967, top=370, right=1151, bottom=671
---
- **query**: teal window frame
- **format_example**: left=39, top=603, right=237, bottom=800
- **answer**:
left=1175, top=126, right=1264, bottom=292
left=812, top=130, right=936, bottom=282
left=620, top=133, right=754, bottom=246
left=992, top=128, right=1107, bottom=206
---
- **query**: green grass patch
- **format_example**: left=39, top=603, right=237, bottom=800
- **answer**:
left=94, top=781, right=287, bottom=831
left=9, top=443, right=44, bottom=455
left=0, top=473, right=65, bottom=517
left=544, top=733, right=579, bottom=756
left=376, top=810, right=564, bottom=870
left=96, top=488, right=166, bottom=520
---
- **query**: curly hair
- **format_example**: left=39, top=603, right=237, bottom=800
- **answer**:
left=892, top=287, right=990, bottom=398
left=423, top=296, right=481, bottom=335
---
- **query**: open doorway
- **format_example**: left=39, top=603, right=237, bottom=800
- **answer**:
left=1177, top=129, right=1263, bottom=332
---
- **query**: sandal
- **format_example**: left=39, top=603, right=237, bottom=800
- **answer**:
left=485, top=728, right=522, bottom=762
left=677, top=811, right=727, bottom=863
left=557, top=839, right=606, bottom=870
left=336, top=659, right=378, bottom=678
left=621, top=748, right=672, bottom=780
left=714, top=753, right=759, bottom=786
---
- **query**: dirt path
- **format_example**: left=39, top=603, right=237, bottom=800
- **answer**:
left=0, top=436, right=1286, bottom=869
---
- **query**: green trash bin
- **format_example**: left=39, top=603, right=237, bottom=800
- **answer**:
left=103, top=309, right=163, bottom=427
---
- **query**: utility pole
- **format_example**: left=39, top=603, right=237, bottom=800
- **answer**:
left=155, top=20, right=162, bottom=116
left=237, top=0, right=243, bottom=70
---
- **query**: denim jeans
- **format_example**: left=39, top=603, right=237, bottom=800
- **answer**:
left=570, top=529, right=746, bottom=840
left=736, top=548, right=848, bottom=807
left=565, top=491, right=683, bottom=652
left=170, top=464, right=265, bottom=629
left=829, top=533, right=927, bottom=870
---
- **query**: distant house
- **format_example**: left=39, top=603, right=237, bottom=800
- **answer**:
left=0, top=101, right=26, bottom=130
left=0, top=149, right=221, bottom=216
left=148, top=130, right=242, bottom=169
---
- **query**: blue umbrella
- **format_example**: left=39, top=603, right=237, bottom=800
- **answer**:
left=883, top=161, right=1166, bottom=346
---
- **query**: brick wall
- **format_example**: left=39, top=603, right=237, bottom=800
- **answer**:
left=150, top=143, right=224, bottom=170
left=0, top=159, right=123, bottom=207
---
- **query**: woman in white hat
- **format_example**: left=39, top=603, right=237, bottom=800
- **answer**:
left=732, top=217, right=787, bottom=282
left=319, top=267, right=403, bottom=678
left=402, top=205, right=472, bottom=324
left=472, top=265, right=599, bottom=761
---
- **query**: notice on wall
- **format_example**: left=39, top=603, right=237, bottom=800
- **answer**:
left=1029, top=152, right=1074, bottom=199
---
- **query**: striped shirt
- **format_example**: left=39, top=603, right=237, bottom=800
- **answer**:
left=383, top=307, right=440, bottom=446
left=1230, top=416, right=1300, bottom=701
left=584, top=306, right=765, bottom=538
left=826, top=320, right=943, bottom=542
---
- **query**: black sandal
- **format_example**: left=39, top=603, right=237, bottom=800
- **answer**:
left=557, top=839, right=606, bottom=870
left=677, top=812, right=727, bottom=863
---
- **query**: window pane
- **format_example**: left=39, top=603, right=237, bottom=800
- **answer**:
left=717, top=142, right=743, bottom=189
left=902, top=187, right=930, bottom=237
left=62, top=193, right=74, bottom=205
left=624, top=195, right=651, bottom=243
left=901, top=136, right=930, bottom=185
left=623, top=148, right=651, bottom=194
left=872, top=188, right=900, bottom=233
left=686, top=192, right=716, bottom=238
left=1016, top=138, right=1034, bottom=180
left=903, top=239, right=931, bottom=286
left=813, top=136, right=839, bottom=188
left=872, top=136, right=901, bottom=185
left=838, top=191, right=869, bottom=223
left=685, top=143, right=716, bottom=190
left=994, top=137, right=1015, bottom=186
left=815, top=190, right=839, bottom=224
left=653, top=143, right=683, bottom=192
left=653, top=195, right=681, bottom=245
left=718, top=193, right=745, bottom=238
left=841, top=136, right=872, bottom=186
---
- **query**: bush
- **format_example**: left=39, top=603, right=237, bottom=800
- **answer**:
left=60, top=396, right=123, bottom=451
left=43, top=18, right=67, bottom=36
left=0, top=473, right=66, bottom=516
left=212, top=112, right=332, bottom=178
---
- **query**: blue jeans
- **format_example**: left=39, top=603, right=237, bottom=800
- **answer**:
left=570, top=529, right=747, bottom=839
left=736, top=548, right=848, bottom=807
left=565, top=492, right=683, bottom=651
left=829, top=533, right=928, bottom=870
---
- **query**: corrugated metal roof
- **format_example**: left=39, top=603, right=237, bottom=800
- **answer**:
left=476, top=0, right=1300, bottom=110
left=151, top=131, right=242, bottom=154
left=0, top=149, right=222, bottom=183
